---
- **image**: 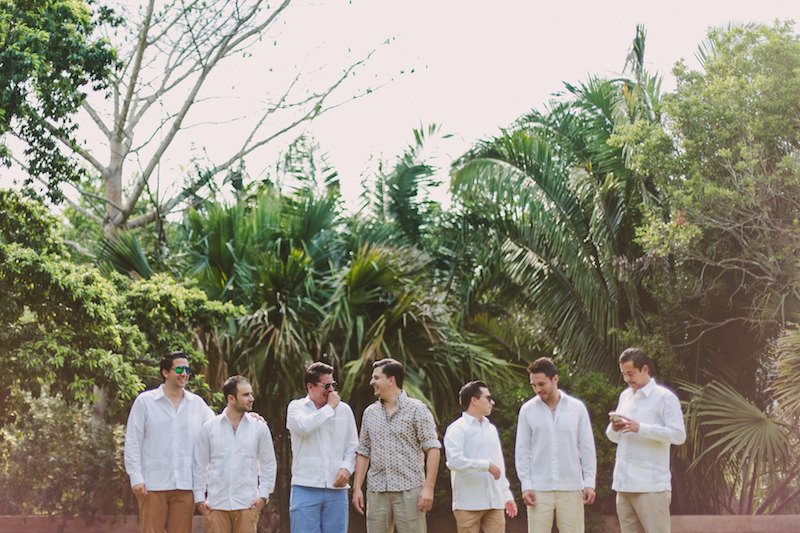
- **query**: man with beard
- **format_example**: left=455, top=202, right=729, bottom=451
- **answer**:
left=515, top=357, right=596, bottom=533
left=125, top=351, right=214, bottom=533
left=286, top=362, right=359, bottom=533
left=193, top=375, right=277, bottom=533
left=444, top=380, right=517, bottom=533
left=352, top=358, right=441, bottom=533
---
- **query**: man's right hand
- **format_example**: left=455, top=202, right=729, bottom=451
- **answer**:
left=352, top=487, right=365, bottom=515
left=488, top=463, right=501, bottom=480
left=327, top=391, right=341, bottom=409
left=132, top=483, right=148, bottom=500
left=196, top=501, right=213, bottom=515
left=522, top=490, right=537, bottom=507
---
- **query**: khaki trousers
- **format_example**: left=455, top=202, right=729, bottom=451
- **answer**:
left=526, top=490, right=584, bottom=533
left=366, top=487, right=426, bottom=533
left=136, top=489, right=194, bottom=533
left=453, top=509, right=505, bottom=533
left=203, top=508, right=260, bottom=533
left=616, top=491, right=671, bottom=533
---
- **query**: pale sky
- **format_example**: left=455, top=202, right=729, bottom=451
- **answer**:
left=3, top=0, right=799, bottom=212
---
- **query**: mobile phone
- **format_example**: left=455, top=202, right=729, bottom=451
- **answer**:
left=609, top=411, right=624, bottom=423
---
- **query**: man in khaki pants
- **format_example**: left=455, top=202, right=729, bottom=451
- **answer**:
left=193, top=376, right=276, bottom=533
left=607, top=348, right=686, bottom=533
left=125, top=351, right=214, bottom=533
left=444, top=381, right=517, bottom=533
left=515, top=357, right=597, bottom=533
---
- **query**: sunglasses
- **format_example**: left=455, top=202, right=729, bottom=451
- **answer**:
left=480, top=395, right=494, bottom=402
left=316, top=381, right=337, bottom=390
left=173, top=365, right=191, bottom=375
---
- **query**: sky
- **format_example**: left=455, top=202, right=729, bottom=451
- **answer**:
left=3, top=0, right=800, bottom=211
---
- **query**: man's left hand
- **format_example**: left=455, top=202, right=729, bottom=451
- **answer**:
left=417, top=486, right=434, bottom=512
left=582, top=488, right=596, bottom=505
left=505, top=499, right=518, bottom=518
left=250, top=497, right=267, bottom=512
left=333, top=468, right=350, bottom=488
left=620, top=418, right=639, bottom=433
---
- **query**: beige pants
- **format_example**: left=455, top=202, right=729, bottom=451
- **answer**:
left=526, top=490, right=584, bottom=533
left=136, top=489, right=195, bottom=533
left=367, top=487, right=426, bottom=533
left=203, top=508, right=260, bottom=533
left=616, top=491, right=671, bottom=533
left=453, top=509, right=505, bottom=533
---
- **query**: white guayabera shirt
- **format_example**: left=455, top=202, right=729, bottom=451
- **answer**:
left=192, top=408, right=277, bottom=510
left=124, top=385, right=214, bottom=490
left=515, top=391, right=597, bottom=492
left=286, top=396, right=359, bottom=489
left=444, top=412, right=514, bottom=511
left=606, top=378, right=686, bottom=493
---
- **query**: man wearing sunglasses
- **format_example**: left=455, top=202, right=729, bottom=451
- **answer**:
left=286, top=362, right=358, bottom=533
left=193, top=375, right=277, bottom=533
left=444, top=381, right=517, bottom=533
left=124, top=351, right=214, bottom=533
left=515, top=357, right=597, bottom=533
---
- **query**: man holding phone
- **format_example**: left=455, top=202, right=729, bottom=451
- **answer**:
left=606, top=348, right=686, bottom=533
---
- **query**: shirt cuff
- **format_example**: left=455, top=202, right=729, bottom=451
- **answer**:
left=193, top=490, right=205, bottom=503
left=521, top=481, right=533, bottom=492
left=356, top=445, right=370, bottom=458
left=259, top=486, right=271, bottom=500
left=421, top=438, right=441, bottom=450
left=583, top=478, right=596, bottom=490
left=129, top=473, right=145, bottom=487
left=476, top=459, right=490, bottom=471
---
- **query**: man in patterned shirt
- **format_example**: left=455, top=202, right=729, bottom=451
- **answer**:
left=352, top=358, right=442, bottom=533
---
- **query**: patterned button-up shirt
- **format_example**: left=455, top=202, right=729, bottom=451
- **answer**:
left=356, top=391, right=441, bottom=492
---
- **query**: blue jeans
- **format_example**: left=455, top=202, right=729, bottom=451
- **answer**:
left=290, top=485, right=349, bottom=533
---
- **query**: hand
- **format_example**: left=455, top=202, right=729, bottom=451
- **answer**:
left=333, top=468, right=350, bottom=488
left=522, top=490, right=536, bottom=507
left=132, top=483, right=148, bottom=500
left=615, top=417, right=639, bottom=433
left=352, top=488, right=365, bottom=515
left=487, top=463, right=501, bottom=480
left=247, top=411, right=267, bottom=426
left=582, top=487, right=596, bottom=505
left=250, top=497, right=267, bottom=512
left=417, top=485, right=434, bottom=513
left=196, top=501, right=213, bottom=515
left=505, top=499, right=518, bottom=518
left=610, top=414, right=629, bottom=432
left=327, top=391, right=341, bottom=409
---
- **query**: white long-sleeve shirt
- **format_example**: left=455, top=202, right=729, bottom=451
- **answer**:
left=124, top=385, right=214, bottom=490
left=515, top=391, right=597, bottom=492
left=444, top=412, right=514, bottom=511
left=286, top=396, right=358, bottom=489
left=192, top=408, right=277, bottom=510
left=606, top=378, right=686, bottom=492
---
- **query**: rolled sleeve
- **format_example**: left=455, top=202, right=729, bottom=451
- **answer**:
left=415, top=405, right=441, bottom=450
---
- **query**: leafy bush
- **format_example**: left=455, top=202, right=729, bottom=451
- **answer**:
left=0, top=393, right=133, bottom=517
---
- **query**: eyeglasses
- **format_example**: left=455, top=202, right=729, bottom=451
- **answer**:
left=173, top=366, right=191, bottom=375
left=316, top=381, right=337, bottom=390
left=480, top=395, right=493, bottom=402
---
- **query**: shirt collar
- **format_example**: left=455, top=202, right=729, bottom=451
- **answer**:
left=639, top=378, right=657, bottom=397
left=461, top=411, right=487, bottom=426
left=221, top=407, right=249, bottom=425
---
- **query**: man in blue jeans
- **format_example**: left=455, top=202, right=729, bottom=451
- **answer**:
left=286, top=362, right=359, bottom=533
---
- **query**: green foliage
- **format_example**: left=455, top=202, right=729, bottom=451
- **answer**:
left=0, top=0, right=116, bottom=198
left=0, top=393, right=131, bottom=517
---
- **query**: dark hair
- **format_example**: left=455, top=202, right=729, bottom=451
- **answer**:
left=459, top=380, right=488, bottom=410
left=223, top=375, right=250, bottom=400
left=304, top=362, right=334, bottom=387
left=527, top=357, right=558, bottom=378
left=373, top=358, right=404, bottom=389
left=619, top=347, right=651, bottom=371
left=160, top=351, right=189, bottom=381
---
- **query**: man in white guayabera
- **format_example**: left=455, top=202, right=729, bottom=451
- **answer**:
left=607, top=348, right=686, bottom=533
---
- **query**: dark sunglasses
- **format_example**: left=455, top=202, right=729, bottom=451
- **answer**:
left=173, top=365, right=191, bottom=375
left=317, top=381, right=337, bottom=390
